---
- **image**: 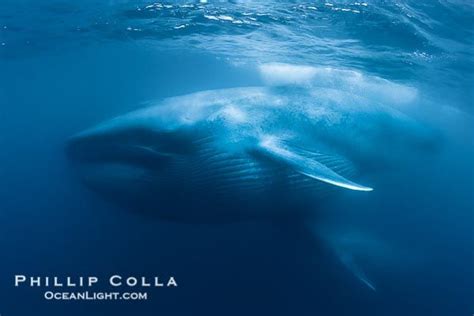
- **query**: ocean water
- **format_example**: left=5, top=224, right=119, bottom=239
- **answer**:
left=0, top=1, right=473, bottom=315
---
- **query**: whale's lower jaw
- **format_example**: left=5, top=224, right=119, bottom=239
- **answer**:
left=68, top=156, right=321, bottom=222
left=67, top=143, right=325, bottom=222
left=66, top=125, right=326, bottom=221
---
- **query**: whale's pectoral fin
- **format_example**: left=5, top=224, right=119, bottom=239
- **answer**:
left=258, top=136, right=373, bottom=191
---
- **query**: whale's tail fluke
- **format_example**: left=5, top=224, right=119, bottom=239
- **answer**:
left=305, top=223, right=382, bottom=292
left=334, top=245, right=376, bottom=291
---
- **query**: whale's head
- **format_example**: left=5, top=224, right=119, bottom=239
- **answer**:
left=66, top=108, right=202, bottom=215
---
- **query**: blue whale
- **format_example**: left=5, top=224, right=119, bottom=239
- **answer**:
left=67, top=64, right=436, bottom=289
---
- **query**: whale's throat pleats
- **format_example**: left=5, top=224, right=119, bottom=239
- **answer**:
left=163, top=135, right=371, bottom=208
left=188, top=136, right=268, bottom=199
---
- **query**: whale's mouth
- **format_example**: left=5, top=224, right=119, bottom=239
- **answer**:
left=65, top=118, right=201, bottom=205
left=66, top=121, right=196, bottom=168
left=65, top=122, right=214, bottom=218
left=67, top=131, right=171, bottom=170
left=65, top=125, right=184, bottom=198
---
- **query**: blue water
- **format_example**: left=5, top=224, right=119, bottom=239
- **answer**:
left=0, top=1, right=473, bottom=315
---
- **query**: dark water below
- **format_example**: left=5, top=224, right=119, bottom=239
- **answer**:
left=0, top=1, right=473, bottom=315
